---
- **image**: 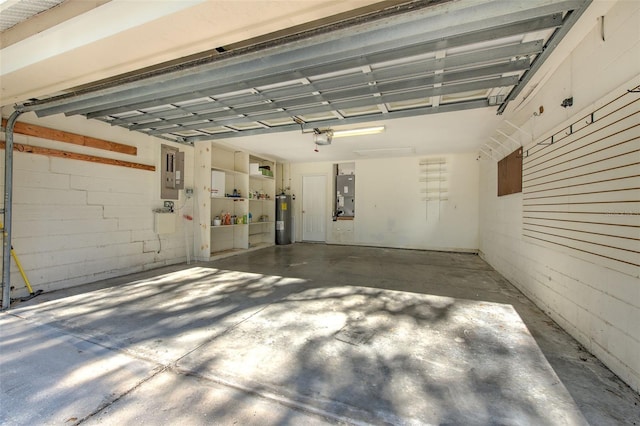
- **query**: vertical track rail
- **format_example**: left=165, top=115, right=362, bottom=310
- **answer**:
left=2, top=110, right=23, bottom=310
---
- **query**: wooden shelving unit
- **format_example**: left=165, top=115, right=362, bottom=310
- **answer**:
left=248, top=155, right=276, bottom=249
left=205, top=146, right=276, bottom=259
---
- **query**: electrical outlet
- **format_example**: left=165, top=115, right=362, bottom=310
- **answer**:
left=185, top=188, right=194, bottom=198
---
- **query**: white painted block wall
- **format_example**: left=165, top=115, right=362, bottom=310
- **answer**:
left=288, top=152, right=479, bottom=252
left=479, top=0, right=640, bottom=392
left=0, top=112, right=195, bottom=298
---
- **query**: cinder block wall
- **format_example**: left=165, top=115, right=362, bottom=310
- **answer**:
left=479, top=0, right=640, bottom=392
left=0, top=112, right=195, bottom=298
left=288, top=152, right=480, bottom=252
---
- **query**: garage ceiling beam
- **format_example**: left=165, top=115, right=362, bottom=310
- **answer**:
left=105, top=39, right=543, bottom=128
left=22, top=2, right=570, bottom=117
left=497, top=5, right=592, bottom=114
left=132, top=60, right=529, bottom=134
left=145, top=75, right=519, bottom=137
left=68, top=12, right=561, bottom=120
left=186, top=99, right=491, bottom=142
left=15, top=0, right=591, bottom=142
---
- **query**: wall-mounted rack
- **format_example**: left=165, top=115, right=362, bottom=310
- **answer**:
left=479, top=122, right=524, bottom=161
left=517, top=83, right=640, bottom=160
left=480, top=82, right=640, bottom=162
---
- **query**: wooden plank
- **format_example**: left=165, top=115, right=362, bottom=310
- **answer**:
left=497, top=147, right=522, bottom=196
left=2, top=119, right=137, bottom=156
left=0, top=141, right=154, bottom=172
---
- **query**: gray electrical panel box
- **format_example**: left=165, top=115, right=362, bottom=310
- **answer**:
left=161, top=144, right=184, bottom=200
left=336, top=174, right=355, bottom=217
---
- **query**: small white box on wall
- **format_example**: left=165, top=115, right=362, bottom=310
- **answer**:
left=154, top=212, right=176, bottom=234
left=211, top=170, right=225, bottom=197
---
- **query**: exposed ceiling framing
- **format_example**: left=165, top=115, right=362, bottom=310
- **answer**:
left=17, top=0, right=592, bottom=145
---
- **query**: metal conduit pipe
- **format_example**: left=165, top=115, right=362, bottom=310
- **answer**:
left=2, top=109, right=23, bottom=310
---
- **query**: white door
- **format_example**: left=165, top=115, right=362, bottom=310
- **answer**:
left=302, top=175, right=326, bottom=242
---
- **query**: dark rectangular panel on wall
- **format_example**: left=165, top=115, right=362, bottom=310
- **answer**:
left=498, top=147, right=523, bottom=196
left=522, top=84, right=640, bottom=277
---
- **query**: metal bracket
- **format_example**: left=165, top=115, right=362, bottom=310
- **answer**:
left=3, top=109, right=23, bottom=310
left=565, top=124, right=573, bottom=136
left=561, top=97, right=573, bottom=108
left=585, top=112, right=595, bottom=125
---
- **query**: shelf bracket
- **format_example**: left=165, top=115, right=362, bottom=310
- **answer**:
left=489, top=137, right=511, bottom=155
left=480, top=147, right=500, bottom=161
left=504, top=120, right=531, bottom=138
left=496, top=130, right=521, bottom=148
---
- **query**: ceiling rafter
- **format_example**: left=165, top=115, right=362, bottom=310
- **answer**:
left=143, top=75, right=520, bottom=137
left=73, top=12, right=563, bottom=119
left=136, top=62, right=529, bottom=136
left=16, top=0, right=592, bottom=144
left=104, top=40, right=544, bottom=129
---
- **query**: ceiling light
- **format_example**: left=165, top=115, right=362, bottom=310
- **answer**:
left=332, top=126, right=385, bottom=138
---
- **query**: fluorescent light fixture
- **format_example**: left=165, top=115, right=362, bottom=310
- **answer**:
left=332, top=126, right=385, bottom=138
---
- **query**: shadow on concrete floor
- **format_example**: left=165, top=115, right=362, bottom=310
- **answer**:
left=1, top=244, right=638, bottom=425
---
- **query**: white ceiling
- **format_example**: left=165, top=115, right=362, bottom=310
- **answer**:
left=214, top=107, right=504, bottom=163
left=0, top=0, right=385, bottom=103
left=0, top=0, right=605, bottom=163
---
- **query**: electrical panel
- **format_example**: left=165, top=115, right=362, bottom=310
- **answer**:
left=336, top=174, right=355, bottom=217
left=161, top=144, right=184, bottom=200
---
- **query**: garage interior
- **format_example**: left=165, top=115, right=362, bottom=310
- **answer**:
left=1, top=0, right=639, bottom=424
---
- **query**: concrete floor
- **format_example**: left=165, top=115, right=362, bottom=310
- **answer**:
left=1, top=244, right=638, bottom=425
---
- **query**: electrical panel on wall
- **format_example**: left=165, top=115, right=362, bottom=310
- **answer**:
left=334, top=162, right=355, bottom=219
left=336, top=175, right=355, bottom=217
left=161, top=144, right=184, bottom=200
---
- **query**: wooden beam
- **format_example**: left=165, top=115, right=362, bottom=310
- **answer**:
left=0, top=142, right=154, bottom=172
left=2, top=119, right=137, bottom=155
